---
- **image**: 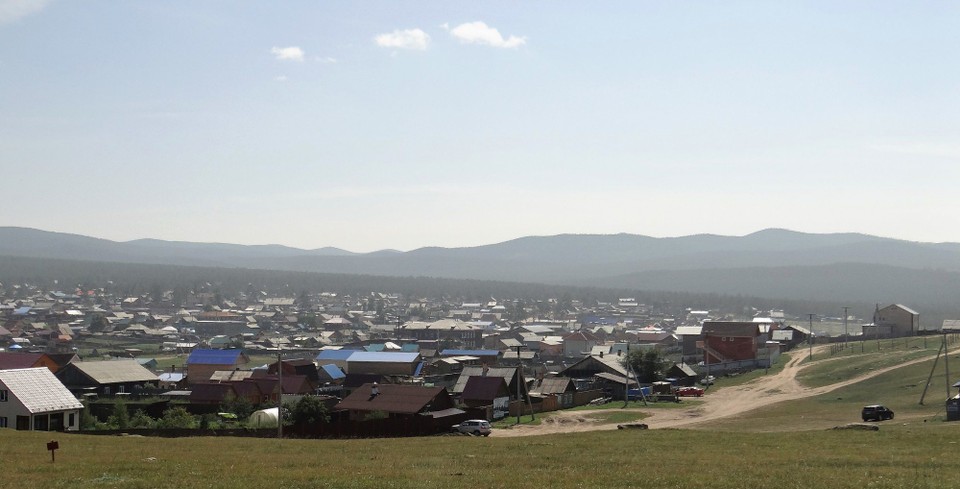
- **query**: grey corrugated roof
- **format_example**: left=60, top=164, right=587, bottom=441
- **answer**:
left=71, top=360, right=158, bottom=384
left=674, top=326, right=703, bottom=336
left=0, top=368, right=83, bottom=414
left=347, top=352, right=421, bottom=363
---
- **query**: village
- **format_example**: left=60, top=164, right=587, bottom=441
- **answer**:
left=0, top=280, right=945, bottom=437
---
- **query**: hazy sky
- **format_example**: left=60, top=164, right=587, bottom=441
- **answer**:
left=2, top=1, right=959, bottom=252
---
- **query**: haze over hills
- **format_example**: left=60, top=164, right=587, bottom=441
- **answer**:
left=1, top=226, right=959, bottom=308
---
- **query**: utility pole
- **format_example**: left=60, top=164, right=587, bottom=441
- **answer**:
left=843, top=307, right=849, bottom=350
left=945, top=333, right=952, bottom=401
left=277, top=347, right=283, bottom=440
left=516, top=345, right=522, bottom=425
left=808, top=314, right=815, bottom=360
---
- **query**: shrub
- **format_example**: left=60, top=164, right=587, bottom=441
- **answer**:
left=107, top=399, right=130, bottom=430
left=285, top=396, right=330, bottom=426
left=130, top=409, right=155, bottom=429
left=157, top=407, right=197, bottom=429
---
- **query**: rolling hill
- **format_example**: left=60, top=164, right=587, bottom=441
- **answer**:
left=1, top=226, right=959, bottom=307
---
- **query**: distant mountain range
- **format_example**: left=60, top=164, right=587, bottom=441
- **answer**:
left=2, top=226, right=959, bottom=307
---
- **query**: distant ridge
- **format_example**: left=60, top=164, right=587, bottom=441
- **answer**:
left=2, top=226, right=959, bottom=307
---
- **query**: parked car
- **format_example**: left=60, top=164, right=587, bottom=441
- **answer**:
left=862, top=405, right=895, bottom=422
left=699, top=375, right=716, bottom=386
left=452, top=419, right=491, bottom=436
left=675, top=386, right=704, bottom=397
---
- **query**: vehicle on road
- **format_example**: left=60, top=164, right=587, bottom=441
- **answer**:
left=675, top=386, right=704, bottom=397
left=452, top=419, right=491, bottom=436
left=862, top=405, right=895, bottom=422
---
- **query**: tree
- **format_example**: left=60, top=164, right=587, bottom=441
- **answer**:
left=297, top=290, right=312, bottom=309
left=622, top=348, right=667, bottom=384
left=107, top=399, right=130, bottom=429
left=220, top=395, right=255, bottom=421
left=88, top=313, right=109, bottom=333
left=80, top=405, right=98, bottom=430
left=130, top=409, right=155, bottom=429
left=156, top=407, right=197, bottom=429
left=376, top=300, right=386, bottom=324
left=284, top=396, right=330, bottom=426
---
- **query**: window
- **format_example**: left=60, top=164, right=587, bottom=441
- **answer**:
left=68, top=413, right=75, bottom=427
left=0, top=417, right=7, bottom=428
left=0, top=389, right=7, bottom=402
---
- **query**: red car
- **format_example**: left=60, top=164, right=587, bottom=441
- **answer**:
left=675, top=386, right=704, bottom=397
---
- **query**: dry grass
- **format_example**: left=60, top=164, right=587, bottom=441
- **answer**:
left=8, top=347, right=960, bottom=488
left=5, top=419, right=960, bottom=488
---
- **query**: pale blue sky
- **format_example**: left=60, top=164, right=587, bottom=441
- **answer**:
left=2, top=1, right=959, bottom=251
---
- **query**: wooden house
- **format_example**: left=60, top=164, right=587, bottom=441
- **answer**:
left=184, top=349, right=250, bottom=385
left=55, top=360, right=158, bottom=396
left=334, top=383, right=459, bottom=422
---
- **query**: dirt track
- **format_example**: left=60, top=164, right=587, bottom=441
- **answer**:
left=493, top=347, right=939, bottom=437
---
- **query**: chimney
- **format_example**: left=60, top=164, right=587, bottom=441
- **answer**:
left=482, top=364, right=489, bottom=376
left=599, top=351, right=603, bottom=358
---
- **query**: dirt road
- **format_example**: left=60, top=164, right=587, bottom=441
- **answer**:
left=493, top=347, right=938, bottom=437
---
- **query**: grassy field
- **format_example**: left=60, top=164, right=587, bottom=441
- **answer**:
left=707, top=351, right=958, bottom=432
left=11, top=340, right=960, bottom=487
left=5, top=422, right=960, bottom=488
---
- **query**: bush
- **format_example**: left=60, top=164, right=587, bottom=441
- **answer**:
left=200, top=413, right=217, bottom=430
left=156, top=407, right=197, bottom=429
left=285, top=396, right=330, bottom=426
left=220, top=396, right=255, bottom=421
left=130, top=409, right=155, bottom=429
left=80, top=406, right=98, bottom=430
left=623, top=348, right=667, bottom=384
left=107, top=399, right=130, bottom=430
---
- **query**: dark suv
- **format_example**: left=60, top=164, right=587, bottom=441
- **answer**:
left=862, top=405, right=894, bottom=422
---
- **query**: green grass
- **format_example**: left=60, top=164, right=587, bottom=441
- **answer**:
left=798, top=349, right=943, bottom=388
left=491, top=415, right=541, bottom=428
left=5, top=423, right=960, bottom=488
left=582, top=411, right=647, bottom=424
left=705, top=354, right=958, bottom=432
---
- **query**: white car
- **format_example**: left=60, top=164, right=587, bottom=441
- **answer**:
left=452, top=419, right=491, bottom=436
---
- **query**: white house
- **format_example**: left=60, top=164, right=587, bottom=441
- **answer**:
left=0, top=368, right=84, bottom=431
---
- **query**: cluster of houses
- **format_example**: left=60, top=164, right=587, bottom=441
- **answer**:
left=0, top=281, right=936, bottom=434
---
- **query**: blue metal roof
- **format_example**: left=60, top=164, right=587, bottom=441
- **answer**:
left=365, top=343, right=386, bottom=352
left=413, top=361, right=425, bottom=376
left=315, top=349, right=354, bottom=361
left=441, top=349, right=500, bottom=357
left=186, top=349, right=244, bottom=365
left=320, top=363, right=346, bottom=380
left=401, top=344, right=420, bottom=352
left=13, top=307, right=31, bottom=315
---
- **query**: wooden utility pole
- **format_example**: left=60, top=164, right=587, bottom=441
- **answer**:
left=516, top=345, right=522, bottom=425
left=843, top=307, right=849, bottom=350
left=919, top=338, right=944, bottom=405
left=945, top=333, right=951, bottom=402
left=277, top=348, right=283, bottom=439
